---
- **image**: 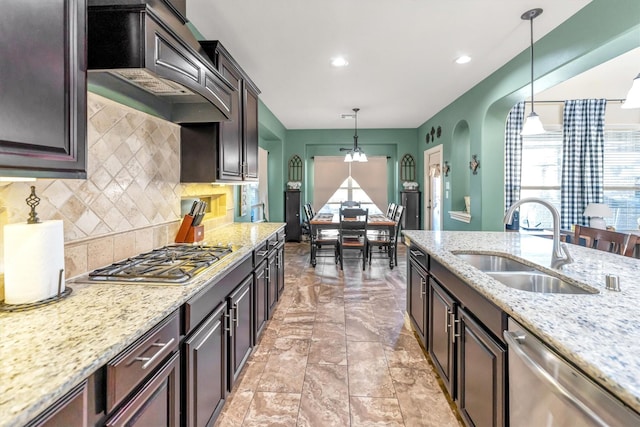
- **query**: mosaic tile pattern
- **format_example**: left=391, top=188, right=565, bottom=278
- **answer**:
left=0, top=94, right=235, bottom=278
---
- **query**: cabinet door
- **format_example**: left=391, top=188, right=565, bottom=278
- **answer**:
left=407, top=258, right=428, bottom=346
left=401, top=192, right=421, bottom=230
left=267, top=252, right=278, bottom=316
left=184, top=303, right=227, bottom=427
left=254, top=262, right=268, bottom=341
left=27, top=381, right=87, bottom=427
left=243, top=86, right=259, bottom=180
left=276, top=243, right=285, bottom=297
left=285, top=191, right=302, bottom=241
left=0, top=0, right=86, bottom=178
left=457, top=308, right=506, bottom=427
left=105, top=352, right=180, bottom=427
left=217, top=54, right=243, bottom=181
left=229, top=275, right=253, bottom=389
left=429, top=278, right=456, bottom=396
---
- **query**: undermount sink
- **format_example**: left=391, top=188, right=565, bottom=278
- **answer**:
left=486, top=271, right=597, bottom=294
left=454, top=252, right=597, bottom=294
left=455, top=253, right=536, bottom=272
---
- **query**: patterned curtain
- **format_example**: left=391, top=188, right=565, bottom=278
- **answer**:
left=560, top=99, right=607, bottom=230
left=504, top=102, right=525, bottom=210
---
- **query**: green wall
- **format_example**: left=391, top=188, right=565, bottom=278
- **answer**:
left=417, top=0, right=640, bottom=231
left=256, top=0, right=639, bottom=229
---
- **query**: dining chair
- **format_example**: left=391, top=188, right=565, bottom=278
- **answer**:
left=305, top=203, right=339, bottom=267
left=341, top=200, right=361, bottom=208
left=338, top=207, right=368, bottom=270
left=367, top=205, right=404, bottom=268
left=573, top=225, right=638, bottom=257
left=386, top=202, right=396, bottom=219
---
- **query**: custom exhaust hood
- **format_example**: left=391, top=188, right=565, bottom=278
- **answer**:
left=87, top=0, right=234, bottom=123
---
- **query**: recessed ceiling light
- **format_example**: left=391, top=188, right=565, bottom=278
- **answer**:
left=340, top=113, right=355, bottom=119
left=456, top=55, right=472, bottom=64
left=331, top=57, right=349, bottom=67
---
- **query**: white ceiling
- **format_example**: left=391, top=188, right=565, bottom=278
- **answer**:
left=187, top=0, right=593, bottom=129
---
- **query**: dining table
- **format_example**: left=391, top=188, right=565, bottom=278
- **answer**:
left=309, top=212, right=398, bottom=268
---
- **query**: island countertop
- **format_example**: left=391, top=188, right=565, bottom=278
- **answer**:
left=403, top=230, right=640, bottom=415
left=0, top=222, right=284, bottom=427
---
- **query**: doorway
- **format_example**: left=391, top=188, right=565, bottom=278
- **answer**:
left=424, top=145, right=443, bottom=230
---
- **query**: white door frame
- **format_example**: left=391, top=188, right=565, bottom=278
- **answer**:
left=424, top=145, right=443, bottom=230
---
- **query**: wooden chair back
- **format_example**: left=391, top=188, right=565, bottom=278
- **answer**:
left=573, top=225, right=638, bottom=257
left=386, top=203, right=396, bottom=218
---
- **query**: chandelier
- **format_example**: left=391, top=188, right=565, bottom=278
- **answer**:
left=343, top=108, right=367, bottom=162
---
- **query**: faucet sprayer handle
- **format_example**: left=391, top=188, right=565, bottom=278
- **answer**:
left=560, top=243, right=573, bottom=264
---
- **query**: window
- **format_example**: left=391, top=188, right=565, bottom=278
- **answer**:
left=324, top=176, right=382, bottom=214
left=520, top=128, right=640, bottom=230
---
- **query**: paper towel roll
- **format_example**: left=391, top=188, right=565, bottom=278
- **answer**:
left=4, top=220, right=65, bottom=304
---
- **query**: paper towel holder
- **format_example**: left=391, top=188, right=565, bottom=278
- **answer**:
left=26, top=185, right=41, bottom=224
left=0, top=268, right=73, bottom=312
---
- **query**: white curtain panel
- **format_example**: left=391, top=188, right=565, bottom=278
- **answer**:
left=351, top=157, right=388, bottom=211
left=313, top=156, right=348, bottom=211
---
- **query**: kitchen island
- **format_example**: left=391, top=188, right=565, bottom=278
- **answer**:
left=0, top=222, right=284, bottom=427
left=403, top=230, right=640, bottom=416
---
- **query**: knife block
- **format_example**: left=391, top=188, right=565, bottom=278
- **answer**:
left=184, top=225, right=204, bottom=243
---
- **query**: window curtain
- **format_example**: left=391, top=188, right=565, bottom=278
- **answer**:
left=258, top=147, right=269, bottom=221
left=560, top=99, right=607, bottom=230
left=351, top=157, right=388, bottom=211
left=313, top=156, right=349, bottom=212
left=504, top=102, right=525, bottom=211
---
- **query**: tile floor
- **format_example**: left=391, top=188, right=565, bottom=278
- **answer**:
left=214, top=242, right=462, bottom=427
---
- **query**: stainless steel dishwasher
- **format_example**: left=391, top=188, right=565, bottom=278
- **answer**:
left=504, top=319, right=640, bottom=427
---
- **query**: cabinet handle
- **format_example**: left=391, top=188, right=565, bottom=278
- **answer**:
left=225, top=312, right=233, bottom=337
left=410, top=250, right=424, bottom=258
left=134, top=338, right=175, bottom=370
left=257, top=250, right=268, bottom=257
left=445, top=308, right=451, bottom=334
left=420, top=277, right=426, bottom=299
left=451, top=314, right=460, bottom=344
left=265, top=267, right=270, bottom=281
left=233, top=303, right=239, bottom=329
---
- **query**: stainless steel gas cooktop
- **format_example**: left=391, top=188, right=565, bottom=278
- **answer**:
left=88, top=244, right=232, bottom=284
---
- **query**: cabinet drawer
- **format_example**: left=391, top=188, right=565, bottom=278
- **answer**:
left=254, top=241, right=269, bottom=265
left=106, top=311, right=180, bottom=413
left=430, top=259, right=507, bottom=342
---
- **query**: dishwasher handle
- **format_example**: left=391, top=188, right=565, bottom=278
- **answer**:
left=504, top=331, right=609, bottom=427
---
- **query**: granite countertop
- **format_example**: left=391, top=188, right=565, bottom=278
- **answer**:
left=403, top=230, right=640, bottom=414
left=0, top=222, right=284, bottom=427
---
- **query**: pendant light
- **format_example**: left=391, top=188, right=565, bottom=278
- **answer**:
left=344, top=108, right=368, bottom=162
left=520, top=8, right=545, bottom=136
left=622, top=73, right=640, bottom=109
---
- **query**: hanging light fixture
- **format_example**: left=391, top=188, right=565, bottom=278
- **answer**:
left=622, top=73, right=640, bottom=109
left=520, top=8, right=545, bottom=136
left=344, top=108, right=368, bottom=162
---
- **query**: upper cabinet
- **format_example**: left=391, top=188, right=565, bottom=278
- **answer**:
left=0, top=0, right=87, bottom=179
left=180, top=41, right=260, bottom=183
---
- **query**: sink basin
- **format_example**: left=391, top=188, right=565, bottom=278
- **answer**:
left=487, top=272, right=597, bottom=294
left=455, top=253, right=536, bottom=272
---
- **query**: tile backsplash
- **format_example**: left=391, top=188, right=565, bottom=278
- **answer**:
left=0, top=93, right=235, bottom=280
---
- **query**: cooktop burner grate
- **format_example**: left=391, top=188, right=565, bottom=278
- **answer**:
left=89, top=244, right=232, bottom=283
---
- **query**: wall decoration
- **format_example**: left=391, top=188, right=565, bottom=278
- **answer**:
left=437, top=126, right=442, bottom=138
left=469, top=154, right=480, bottom=174
left=400, top=153, right=416, bottom=182
left=288, top=154, right=303, bottom=182
left=239, top=185, right=249, bottom=216
left=430, top=127, right=436, bottom=140
left=425, top=133, right=430, bottom=144
left=443, top=161, right=450, bottom=177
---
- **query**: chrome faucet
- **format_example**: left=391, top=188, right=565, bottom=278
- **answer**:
left=504, top=198, right=573, bottom=269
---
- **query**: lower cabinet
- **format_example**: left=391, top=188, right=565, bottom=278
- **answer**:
left=407, top=246, right=428, bottom=346
left=105, top=352, right=180, bottom=427
left=183, top=303, right=227, bottom=427
left=276, top=241, right=285, bottom=298
left=26, top=381, right=88, bottom=427
left=267, top=250, right=278, bottom=315
left=457, top=308, right=505, bottom=427
left=254, top=258, right=268, bottom=341
left=428, top=279, right=456, bottom=397
left=228, top=275, right=254, bottom=388
left=408, top=250, right=508, bottom=427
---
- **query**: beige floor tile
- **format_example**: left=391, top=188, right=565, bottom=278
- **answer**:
left=347, top=341, right=395, bottom=397
left=297, top=364, right=349, bottom=427
left=214, top=389, right=253, bottom=427
left=257, top=338, right=309, bottom=393
left=350, top=396, right=405, bottom=427
left=242, top=391, right=301, bottom=427
left=307, top=338, right=347, bottom=365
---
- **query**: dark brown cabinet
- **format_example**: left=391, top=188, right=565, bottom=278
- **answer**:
left=276, top=242, right=285, bottom=298
left=407, top=249, right=508, bottom=427
left=254, top=257, right=268, bottom=341
left=285, top=190, right=302, bottom=242
left=105, top=352, right=181, bottom=427
left=181, top=41, right=260, bottom=183
left=229, top=276, right=254, bottom=388
left=457, top=308, right=505, bottom=427
left=184, top=302, right=227, bottom=427
left=26, top=381, right=88, bottom=427
left=0, top=0, right=86, bottom=178
left=407, top=246, right=428, bottom=346
left=267, top=250, right=278, bottom=315
left=401, top=191, right=421, bottom=230
left=428, top=279, right=457, bottom=397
